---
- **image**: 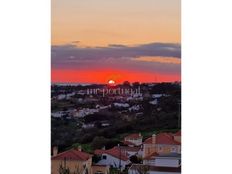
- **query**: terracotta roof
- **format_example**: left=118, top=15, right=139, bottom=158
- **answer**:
left=174, top=130, right=181, bottom=136
left=51, top=149, right=92, bottom=161
left=144, top=152, right=181, bottom=160
left=129, top=164, right=181, bottom=173
left=156, top=133, right=180, bottom=145
left=120, top=146, right=141, bottom=152
left=94, top=147, right=129, bottom=161
left=122, top=140, right=137, bottom=146
left=124, top=133, right=142, bottom=139
left=144, top=133, right=180, bottom=145
left=144, top=137, right=152, bottom=144
left=94, top=149, right=105, bottom=155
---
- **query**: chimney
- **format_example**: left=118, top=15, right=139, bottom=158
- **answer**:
left=102, top=146, right=106, bottom=150
left=152, top=134, right=156, bottom=144
left=78, top=145, right=82, bottom=151
left=53, top=146, right=58, bottom=156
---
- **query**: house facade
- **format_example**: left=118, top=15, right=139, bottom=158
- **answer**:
left=51, top=147, right=109, bottom=174
left=94, top=147, right=130, bottom=170
left=130, top=131, right=182, bottom=174
left=143, top=152, right=181, bottom=168
left=51, top=148, right=92, bottom=174
left=128, top=164, right=181, bottom=174
left=143, top=132, right=181, bottom=158
left=123, top=133, right=143, bottom=146
left=91, top=165, right=109, bottom=174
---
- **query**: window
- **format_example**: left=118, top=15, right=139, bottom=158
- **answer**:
left=95, top=171, right=104, bottom=174
left=171, top=147, right=176, bottom=152
left=102, top=155, right=107, bottom=159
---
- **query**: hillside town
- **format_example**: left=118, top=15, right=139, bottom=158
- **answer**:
left=51, top=82, right=181, bottom=174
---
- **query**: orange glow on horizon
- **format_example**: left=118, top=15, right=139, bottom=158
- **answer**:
left=51, top=69, right=180, bottom=84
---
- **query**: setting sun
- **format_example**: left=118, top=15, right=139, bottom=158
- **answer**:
left=108, top=80, right=115, bottom=85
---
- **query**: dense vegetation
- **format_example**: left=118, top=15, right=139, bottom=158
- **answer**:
left=51, top=83, right=181, bottom=152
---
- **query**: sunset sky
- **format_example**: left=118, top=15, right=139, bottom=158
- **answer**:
left=51, top=0, right=181, bottom=84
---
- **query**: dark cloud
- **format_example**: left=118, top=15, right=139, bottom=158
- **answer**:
left=51, top=42, right=181, bottom=74
left=107, top=44, right=128, bottom=48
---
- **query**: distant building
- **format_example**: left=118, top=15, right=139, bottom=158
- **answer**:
left=151, top=94, right=163, bottom=99
left=51, top=111, right=66, bottom=118
left=82, top=123, right=95, bottom=129
left=149, top=99, right=158, bottom=105
left=51, top=110, right=74, bottom=118
left=113, top=103, right=130, bottom=108
left=57, top=94, right=66, bottom=100
left=123, top=133, right=143, bottom=146
left=128, top=105, right=140, bottom=112
left=73, top=108, right=99, bottom=118
left=57, top=92, right=75, bottom=100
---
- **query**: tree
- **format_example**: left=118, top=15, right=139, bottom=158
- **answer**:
left=91, top=136, right=109, bottom=149
left=136, top=165, right=150, bottom=174
left=130, top=155, right=142, bottom=164
left=132, top=82, right=140, bottom=87
left=123, top=81, right=130, bottom=86
left=58, top=163, right=83, bottom=174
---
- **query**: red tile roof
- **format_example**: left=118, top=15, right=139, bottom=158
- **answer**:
left=94, top=149, right=105, bottom=155
left=122, top=140, right=137, bottom=146
left=124, top=133, right=142, bottom=139
left=174, top=130, right=181, bottom=136
left=156, top=133, right=180, bottom=145
left=144, top=137, right=152, bottom=144
left=94, top=147, right=129, bottom=161
left=120, top=146, right=141, bottom=152
left=144, top=133, right=180, bottom=145
left=51, top=149, right=92, bottom=161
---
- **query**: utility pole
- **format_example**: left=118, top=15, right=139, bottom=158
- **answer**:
left=118, top=144, right=121, bottom=174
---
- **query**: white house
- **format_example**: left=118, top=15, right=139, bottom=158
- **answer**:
left=120, top=146, right=143, bottom=158
left=73, top=108, right=99, bottom=118
left=57, top=92, right=75, bottom=100
left=57, top=94, right=66, bottom=100
left=143, top=153, right=181, bottom=168
left=123, top=133, right=143, bottom=146
left=128, top=164, right=181, bottom=174
left=94, top=147, right=130, bottom=170
left=151, top=94, right=169, bottom=99
left=152, top=94, right=163, bottom=99
left=149, top=99, right=158, bottom=105
left=51, top=111, right=68, bottom=118
left=129, top=105, right=140, bottom=112
left=113, top=103, right=130, bottom=108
